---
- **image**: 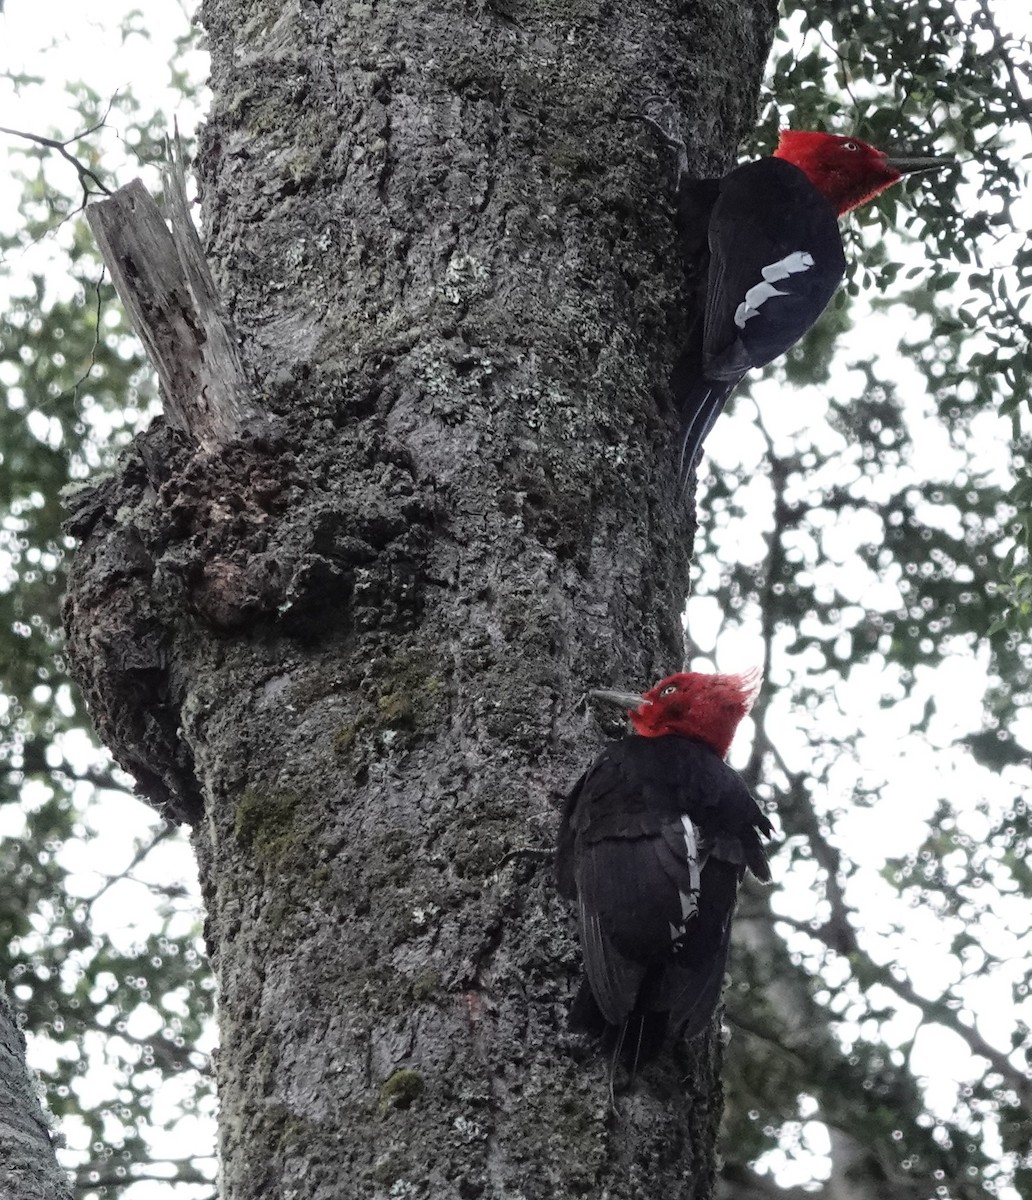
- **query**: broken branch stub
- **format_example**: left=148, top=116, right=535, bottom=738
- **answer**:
left=86, top=165, right=257, bottom=449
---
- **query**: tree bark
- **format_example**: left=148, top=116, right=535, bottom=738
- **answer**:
left=0, top=986, right=73, bottom=1200
left=64, top=0, right=778, bottom=1196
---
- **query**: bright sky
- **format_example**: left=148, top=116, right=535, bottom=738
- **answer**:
left=1, top=1, right=1028, bottom=1198
left=0, top=0, right=207, bottom=293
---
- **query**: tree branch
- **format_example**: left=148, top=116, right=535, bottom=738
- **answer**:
left=976, top=0, right=1032, bottom=133
left=775, top=914, right=1032, bottom=1110
left=83, top=825, right=181, bottom=914
left=0, top=123, right=113, bottom=203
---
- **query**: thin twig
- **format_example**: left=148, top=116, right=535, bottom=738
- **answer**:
left=976, top=0, right=1032, bottom=135
left=64, top=263, right=109, bottom=412
left=775, top=913, right=1032, bottom=1108
left=84, top=824, right=180, bottom=913
left=0, top=123, right=113, bottom=202
left=813, top=25, right=862, bottom=116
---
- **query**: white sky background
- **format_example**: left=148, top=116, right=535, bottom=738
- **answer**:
left=1, top=1, right=1029, bottom=1197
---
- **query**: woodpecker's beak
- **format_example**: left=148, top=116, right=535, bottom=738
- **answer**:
left=590, top=688, right=647, bottom=711
left=883, top=152, right=953, bottom=177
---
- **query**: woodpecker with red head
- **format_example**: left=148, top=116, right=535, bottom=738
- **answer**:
left=657, top=125, right=951, bottom=485
left=556, top=669, right=772, bottom=1073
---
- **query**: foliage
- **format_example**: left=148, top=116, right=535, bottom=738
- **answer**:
left=693, top=1, right=1032, bottom=1195
left=764, top=0, right=1032, bottom=635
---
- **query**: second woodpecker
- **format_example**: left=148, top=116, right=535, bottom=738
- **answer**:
left=557, top=669, right=772, bottom=1072
left=659, top=126, right=951, bottom=483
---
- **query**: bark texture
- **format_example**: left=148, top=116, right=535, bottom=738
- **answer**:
left=65, top=0, right=778, bottom=1195
left=0, top=986, right=72, bottom=1200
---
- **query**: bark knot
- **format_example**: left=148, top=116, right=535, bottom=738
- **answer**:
left=63, top=417, right=438, bottom=821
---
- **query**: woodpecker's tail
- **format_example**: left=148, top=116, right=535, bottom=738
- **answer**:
left=569, top=980, right=669, bottom=1110
left=673, top=377, right=738, bottom=491
left=568, top=977, right=669, bottom=1072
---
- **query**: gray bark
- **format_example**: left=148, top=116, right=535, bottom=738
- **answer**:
left=0, top=986, right=73, bottom=1200
left=65, top=0, right=778, bottom=1195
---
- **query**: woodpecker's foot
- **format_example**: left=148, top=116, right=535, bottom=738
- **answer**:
left=640, top=98, right=690, bottom=192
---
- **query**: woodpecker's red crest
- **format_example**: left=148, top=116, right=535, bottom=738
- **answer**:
left=774, top=131, right=909, bottom=215
left=627, top=669, right=761, bottom=755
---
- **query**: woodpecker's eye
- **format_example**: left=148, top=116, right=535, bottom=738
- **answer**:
left=843, top=141, right=859, bottom=152
left=660, top=684, right=679, bottom=697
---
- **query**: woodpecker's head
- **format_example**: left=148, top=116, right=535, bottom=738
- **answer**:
left=774, top=131, right=950, bottom=216
left=591, top=669, right=761, bottom=758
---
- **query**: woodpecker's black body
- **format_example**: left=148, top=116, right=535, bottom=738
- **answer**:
left=674, top=157, right=846, bottom=480
left=556, top=733, right=772, bottom=1065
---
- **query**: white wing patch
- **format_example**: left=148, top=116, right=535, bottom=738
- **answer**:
left=734, top=250, right=816, bottom=330
left=670, top=816, right=702, bottom=944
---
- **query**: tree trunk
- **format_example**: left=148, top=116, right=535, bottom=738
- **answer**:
left=0, top=986, right=72, bottom=1200
left=64, top=0, right=778, bottom=1195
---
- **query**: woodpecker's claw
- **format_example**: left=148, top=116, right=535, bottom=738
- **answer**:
left=639, top=99, right=690, bottom=190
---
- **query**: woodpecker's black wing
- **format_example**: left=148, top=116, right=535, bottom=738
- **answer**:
left=557, top=734, right=772, bottom=1064
left=703, top=157, right=845, bottom=378
left=673, top=157, right=845, bottom=484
